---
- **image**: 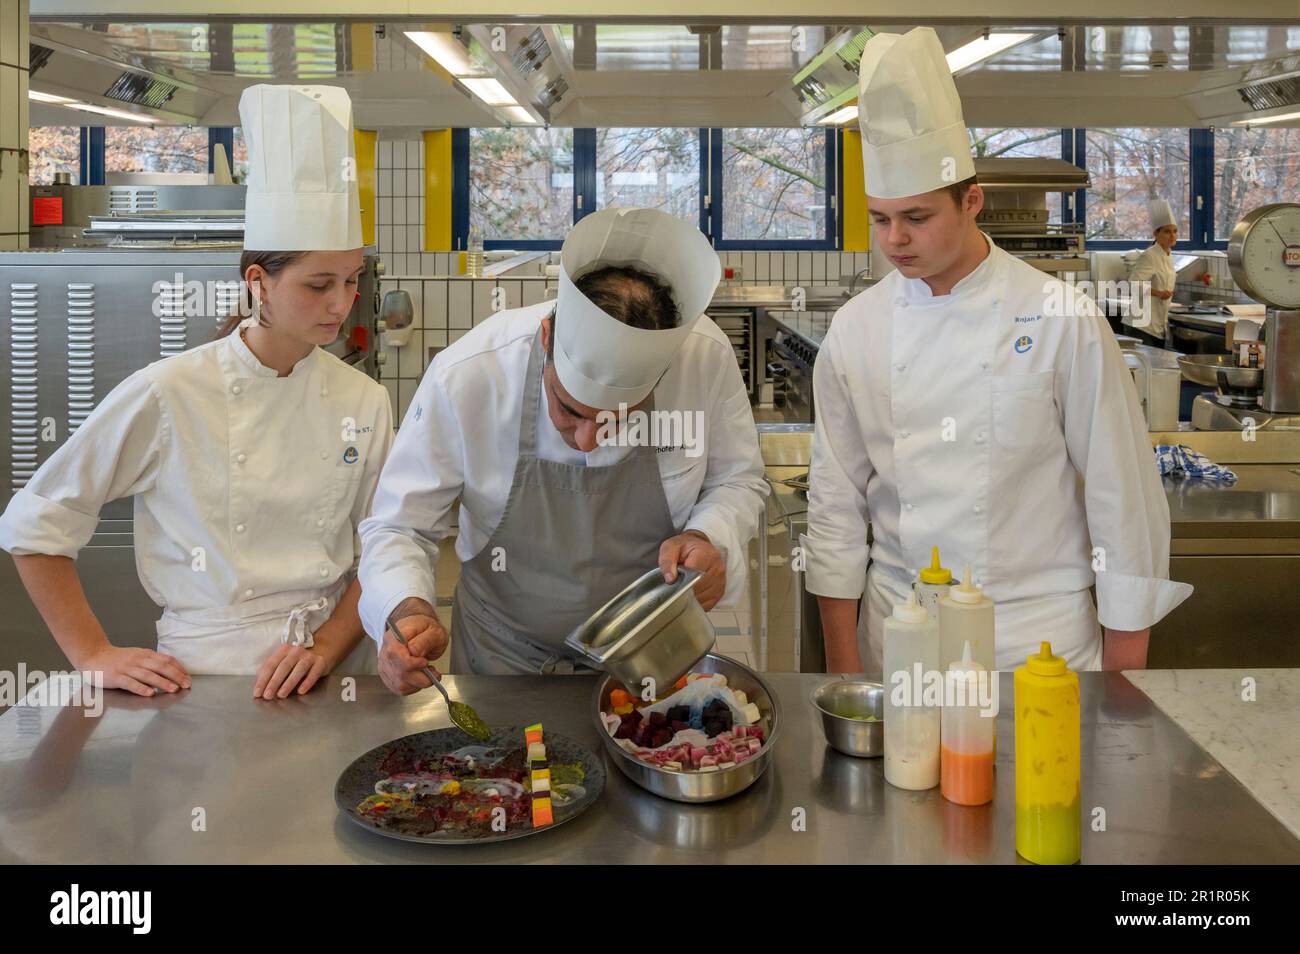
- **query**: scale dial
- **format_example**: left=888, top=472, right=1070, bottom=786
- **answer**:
left=1227, top=202, right=1300, bottom=310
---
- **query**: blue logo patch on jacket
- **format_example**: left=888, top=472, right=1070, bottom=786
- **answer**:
left=1014, top=335, right=1033, bottom=354
left=342, top=446, right=359, bottom=464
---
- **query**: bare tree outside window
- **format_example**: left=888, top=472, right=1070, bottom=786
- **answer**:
left=27, top=127, right=80, bottom=185
left=105, top=126, right=208, bottom=175
left=1213, top=126, right=1300, bottom=239
left=470, top=127, right=574, bottom=241
left=1085, top=128, right=1190, bottom=240
left=722, top=128, right=827, bottom=241
left=595, top=128, right=699, bottom=219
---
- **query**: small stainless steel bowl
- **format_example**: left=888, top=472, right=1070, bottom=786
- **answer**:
left=593, top=653, right=780, bottom=803
left=566, top=566, right=715, bottom=691
left=812, top=680, right=884, bottom=758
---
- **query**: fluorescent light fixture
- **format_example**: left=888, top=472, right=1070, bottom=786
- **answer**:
left=28, top=90, right=76, bottom=104
left=500, top=105, right=538, bottom=125
left=30, top=90, right=154, bottom=123
left=460, top=77, right=517, bottom=107
left=68, top=102, right=156, bottom=123
left=1232, top=108, right=1300, bottom=126
left=404, top=31, right=476, bottom=76
left=818, top=104, right=859, bottom=126
left=946, top=32, right=1036, bottom=73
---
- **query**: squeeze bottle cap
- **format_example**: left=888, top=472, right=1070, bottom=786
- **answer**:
left=891, top=589, right=929, bottom=625
left=918, top=546, right=952, bottom=585
left=1025, top=640, right=1067, bottom=676
left=947, top=565, right=985, bottom=605
left=948, top=639, right=986, bottom=673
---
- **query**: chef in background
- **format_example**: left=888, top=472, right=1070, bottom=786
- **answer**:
left=803, top=27, right=1192, bottom=675
left=360, top=207, right=767, bottom=686
left=0, top=85, right=392, bottom=698
left=1128, top=199, right=1179, bottom=347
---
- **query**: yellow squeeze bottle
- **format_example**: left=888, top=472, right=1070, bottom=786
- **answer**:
left=1014, top=641, right=1080, bottom=864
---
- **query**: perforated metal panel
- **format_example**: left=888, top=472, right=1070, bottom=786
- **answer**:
left=8, top=284, right=39, bottom=493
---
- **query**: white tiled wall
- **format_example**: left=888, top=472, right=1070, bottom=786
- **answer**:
left=1175, top=251, right=1252, bottom=304
left=715, top=250, right=871, bottom=286
left=375, top=138, right=433, bottom=277
left=376, top=276, right=557, bottom=421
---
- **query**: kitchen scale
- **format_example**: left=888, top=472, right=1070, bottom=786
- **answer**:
left=1181, top=203, right=1300, bottom=431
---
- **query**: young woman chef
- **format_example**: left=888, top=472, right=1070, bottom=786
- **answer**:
left=803, top=28, right=1192, bottom=675
left=0, top=85, right=392, bottom=698
left=1127, top=199, right=1179, bottom=347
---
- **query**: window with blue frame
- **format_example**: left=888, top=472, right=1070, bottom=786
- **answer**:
left=448, top=122, right=1275, bottom=253
left=594, top=127, right=699, bottom=220
left=1213, top=126, right=1300, bottom=243
left=717, top=127, right=832, bottom=245
left=469, top=127, right=574, bottom=243
left=1083, top=127, right=1191, bottom=242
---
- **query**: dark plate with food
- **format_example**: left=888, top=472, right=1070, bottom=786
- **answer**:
left=335, top=723, right=604, bottom=844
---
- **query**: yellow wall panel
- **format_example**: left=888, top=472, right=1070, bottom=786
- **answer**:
left=841, top=128, right=870, bottom=252
left=354, top=128, right=376, bottom=248
left=423, top=128, right=453, bottom=252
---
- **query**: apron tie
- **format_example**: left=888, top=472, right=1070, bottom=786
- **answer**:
left=281, top=597, right=329, bottom=648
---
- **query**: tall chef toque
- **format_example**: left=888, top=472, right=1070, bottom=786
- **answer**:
left=239, top=84, right=363, bottom=251
left=553, top=208, right=721, bottom=409
left=857, top=27, right=976, bottom=200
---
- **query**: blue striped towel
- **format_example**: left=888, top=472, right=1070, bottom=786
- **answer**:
left=1154, top=445, right=1238, bottom=483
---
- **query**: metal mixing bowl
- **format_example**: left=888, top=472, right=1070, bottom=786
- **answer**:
left=566, top=566, right=715, bottom=692
left=1177, top=353, right=1263, bottom=390
left=592, top=653, right=781, bottom=803
left=812, top=680, right=885, bottom=758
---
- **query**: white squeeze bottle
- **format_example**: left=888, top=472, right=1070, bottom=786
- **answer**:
left=883, top=590, right=941, bottom=791
left=938, top=565, right=995, bottom=675
left=913, top=546, right=952, bottom=623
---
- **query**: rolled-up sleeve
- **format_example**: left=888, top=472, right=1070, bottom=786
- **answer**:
left=1057, top=292, right=1193, bottom=630
left=682, top=353, right=768, bottom=608
left=0, top=369, right=165, bottom=558
left=357, top=369, right=463, bottom=645
left=803, top=326, right=873, bottom=600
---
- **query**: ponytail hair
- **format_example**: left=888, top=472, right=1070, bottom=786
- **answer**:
left=215, top=249, right=308, bottom=339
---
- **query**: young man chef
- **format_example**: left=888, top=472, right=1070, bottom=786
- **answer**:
left=359, top=207, right=767, bottom=687
left=804, top=27, right=1192, bottom=675
left=1127, top=199, right=1179, bottom=347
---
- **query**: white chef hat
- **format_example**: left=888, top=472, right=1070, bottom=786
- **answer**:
left=553, top=208, right=720, bottom=409
left=1149, top=199, right=1176, bottom=232
left=238, top=84, right=363, bottom=251
left=857, top=27, right=975, bottom=199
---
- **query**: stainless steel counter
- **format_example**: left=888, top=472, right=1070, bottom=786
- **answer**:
left=1164, top=465, right=1300, bottom=537
left=1, top=672, right=1295, bottom=864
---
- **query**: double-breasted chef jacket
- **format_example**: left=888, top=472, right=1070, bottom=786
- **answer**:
left=803, top=235, right=1192, bottom=672
left=0, top=331, right=392, bottom=674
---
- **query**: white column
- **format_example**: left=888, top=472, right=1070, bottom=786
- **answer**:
left=0, top=0, right=30, bottom=250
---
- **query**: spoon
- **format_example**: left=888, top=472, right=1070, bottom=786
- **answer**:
left=386, top=613, right=491, bottom=742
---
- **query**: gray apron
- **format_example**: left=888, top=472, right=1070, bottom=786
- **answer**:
left=450, top=330, right=680, bottom=674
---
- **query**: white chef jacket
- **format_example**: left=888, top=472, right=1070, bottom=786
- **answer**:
left=357, top=301, right=768, bottom=645
left=803, top=237, right=1192, bottom=670
left=1127, top=244, right=1177, bottom=341
left=0, top=331, right=393, bottom=671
